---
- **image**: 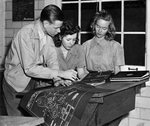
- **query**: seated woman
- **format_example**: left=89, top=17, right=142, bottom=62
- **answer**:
left=82, top=10, right=125, bottom=74
left=54, top=20, right=87, bottom=86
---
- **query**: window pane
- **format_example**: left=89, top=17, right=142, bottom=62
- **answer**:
left=81, top=2, right=99, bottom=31
left=62, top=4, right=78, bottom=25
left=81, top=33, right=93, bottom=45
left=124, top=0, right=146, bottom=31
left=102, top=1, right=121, bottom=32
left=124, top=34, right=145, bottom=66
left=114, top=34, right=121, bottom=44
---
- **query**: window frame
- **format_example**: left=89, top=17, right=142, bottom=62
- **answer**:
left=62, top=0, right=146, bottom=70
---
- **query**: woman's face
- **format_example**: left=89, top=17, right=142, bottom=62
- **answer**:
left=61, top=33, right=77, bottom=50
left=95, top=19, right=110, bottom=38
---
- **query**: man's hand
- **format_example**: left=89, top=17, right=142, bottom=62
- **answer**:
left=58, top=69, right=77, bottom=81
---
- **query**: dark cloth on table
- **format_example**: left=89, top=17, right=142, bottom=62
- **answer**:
left=20, top=84, right=98, bottom=126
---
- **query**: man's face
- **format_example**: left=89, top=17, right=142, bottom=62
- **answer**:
left=43, top=20, right=63, bottom=37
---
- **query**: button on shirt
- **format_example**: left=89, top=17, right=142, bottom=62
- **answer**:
left=4, top=20, right=59, bottom=92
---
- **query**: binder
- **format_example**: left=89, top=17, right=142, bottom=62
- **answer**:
left=110, top=70, right=150, bottom=82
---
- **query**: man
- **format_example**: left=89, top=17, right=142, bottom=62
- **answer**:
left=3, top=4, right=77, bottom=116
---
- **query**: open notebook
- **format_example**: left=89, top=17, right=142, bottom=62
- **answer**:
left=79, top=71, right=113, bottom=86
left=110, top=70, right=150, bottom=82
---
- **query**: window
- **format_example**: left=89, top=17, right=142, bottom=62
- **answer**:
left=62, top=0, right=146, bottom=66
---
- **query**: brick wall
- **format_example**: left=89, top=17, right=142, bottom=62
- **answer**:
left=119, top=83, right=150, bottom=126
left=0, top=0, right=5, bottom=68
left=5, top=0, right=44, bottom=56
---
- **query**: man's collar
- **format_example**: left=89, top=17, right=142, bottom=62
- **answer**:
left=30, top=20, right=46, bottom=40
left=30, top=20, right=48, bottom=51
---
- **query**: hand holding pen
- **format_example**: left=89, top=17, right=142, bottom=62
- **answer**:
left=74, top=66, right=80, bottom=82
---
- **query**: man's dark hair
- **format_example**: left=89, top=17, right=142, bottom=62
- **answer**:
left=40, top=4, right=64, bottom=23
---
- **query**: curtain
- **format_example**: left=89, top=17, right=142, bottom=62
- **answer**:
left=44, top=0, right=62, bottom=8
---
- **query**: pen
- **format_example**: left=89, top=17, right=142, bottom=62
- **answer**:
left=74, top=66, right=80, bottom=81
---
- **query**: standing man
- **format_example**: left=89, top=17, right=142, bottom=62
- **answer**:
left=3, top=4, right=77, bottom=116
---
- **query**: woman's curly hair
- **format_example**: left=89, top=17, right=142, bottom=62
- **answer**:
left=91, top=10, right=116, bottom=41
left=54, top=20, right=80, bottom=47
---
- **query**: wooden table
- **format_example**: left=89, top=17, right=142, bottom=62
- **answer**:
left=18, top=79, right=148, bottom=126
left=81, top=79, right=147, bottom=126
left=0, top=116, right=44, bottom=126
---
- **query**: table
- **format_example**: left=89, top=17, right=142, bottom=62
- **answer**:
left=81, top=79, right=147, bottom=126
left=19, top=79, right=148, bottom=126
